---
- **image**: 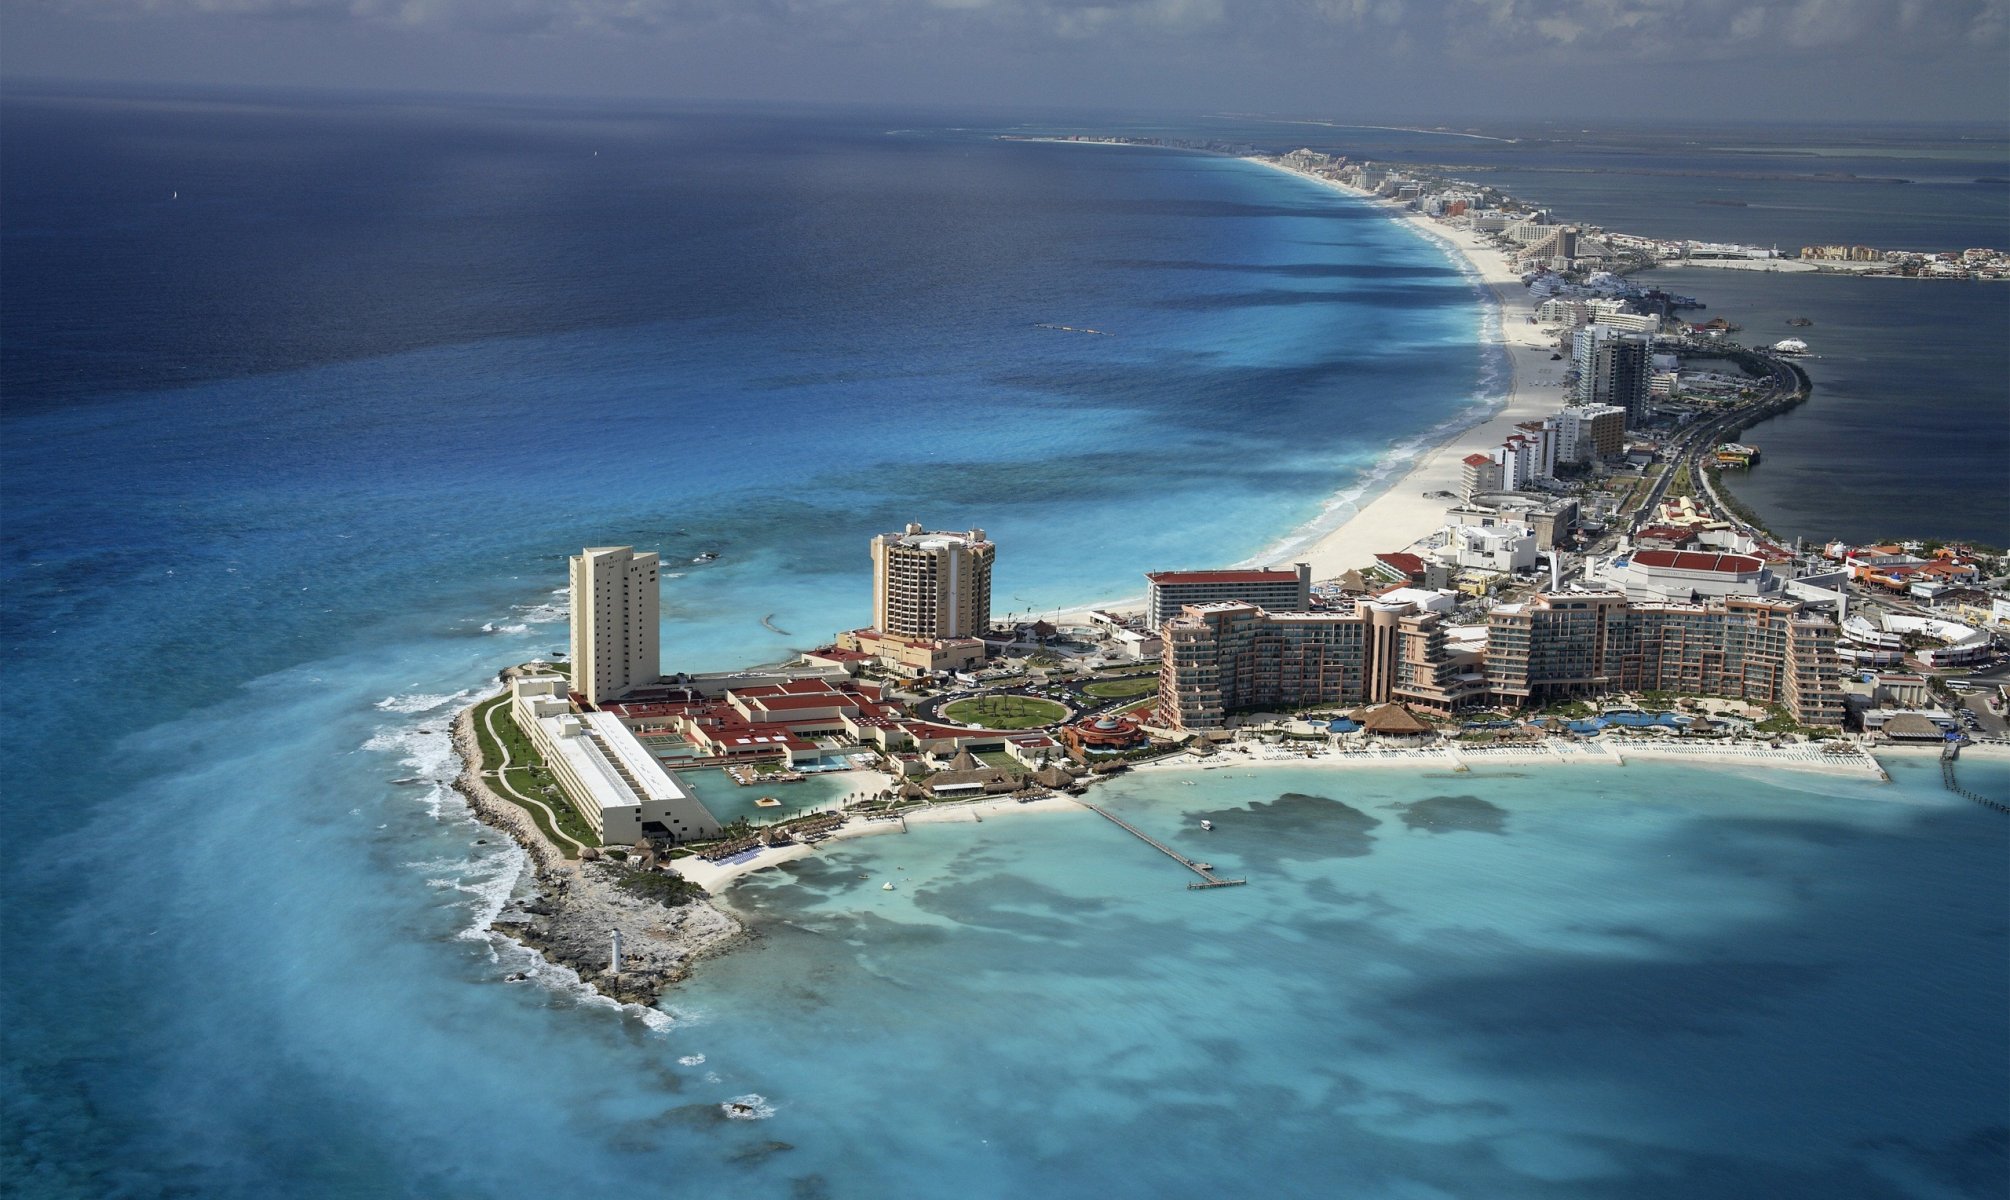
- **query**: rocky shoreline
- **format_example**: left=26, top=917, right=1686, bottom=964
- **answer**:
left=450, top=702, right=747, bottom=1007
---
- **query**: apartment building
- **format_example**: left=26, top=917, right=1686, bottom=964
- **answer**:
left=1156, top=599, right=1486, bottom=731
left=1486, top=593, right=1842, bottom=725
left=1144, top=563, right=1312, bottom=631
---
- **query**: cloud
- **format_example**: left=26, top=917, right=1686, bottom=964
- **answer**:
left=27, top=0, right=2010, bottom=59
left=1446, top=0, right=2008, bottom=57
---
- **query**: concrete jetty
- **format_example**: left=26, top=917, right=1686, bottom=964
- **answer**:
left=1081, top=803, right=1246, bottom=889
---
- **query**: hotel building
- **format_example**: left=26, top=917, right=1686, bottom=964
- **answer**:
left=1145, top=564, right=1312, bottom=631
left=570, top=545, right=662, bottom=705
left=511, top=675, right=722, bottom=844
left=1156, top=599, right=1486, bottom=731
left=1486, top=593, right=1842, bottom=726
left=871, top=524, right=994, bottom=640
left=1572, top=326, right=1651, bottom=422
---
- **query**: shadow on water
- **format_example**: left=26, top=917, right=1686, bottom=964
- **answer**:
left=1148, top=283, right=1465, bottom=311
left=1193, top=791, right=1383, bottom=869
left=1392, top=794, right=1508, bottom=835
left=1099, top=258, right=1463, bottom=280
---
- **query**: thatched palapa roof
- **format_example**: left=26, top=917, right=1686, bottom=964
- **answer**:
left=1360, top=703, right=1431, bottom=736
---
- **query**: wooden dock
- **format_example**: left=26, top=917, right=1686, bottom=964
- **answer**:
left=1081, top=803, right=1245, bottom=889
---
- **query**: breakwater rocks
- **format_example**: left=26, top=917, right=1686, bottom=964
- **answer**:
left=450, top=702, right=745, bottom=1008
left=500, top=868, right=745, bottom=1007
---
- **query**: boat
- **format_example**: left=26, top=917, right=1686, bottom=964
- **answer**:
left=1786, top=317, right=1813, bottom=327
left=692, top=551, right=719, bottom=564
left=1772, top=338, right=1810, bottom=356
left=1199, top=819, right=1214, bottom=831
left=755, top=796, right=782, bottom=808
left=881, top=881, right=895, bottom=891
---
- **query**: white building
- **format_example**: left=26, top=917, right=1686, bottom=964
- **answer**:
left=511, top=675, right=722, bottom=844
left=570, top=546, right=662, bottom=705
left=1591, top=310, right=1659, bottom=334
left=1609, top=548, right=1780, bottom=603
left=1432, top=524, right=1538, bottom=575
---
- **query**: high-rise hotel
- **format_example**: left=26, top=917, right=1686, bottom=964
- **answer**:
left=569, top=545, right=661, bottom=704
left=870, top=524, right=994, bottom=640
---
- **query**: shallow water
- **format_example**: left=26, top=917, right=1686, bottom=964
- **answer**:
left=3, top=91, right=2004, bottom=1199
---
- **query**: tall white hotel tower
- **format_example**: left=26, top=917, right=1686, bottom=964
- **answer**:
left=569, top=546, right=661, bottom=705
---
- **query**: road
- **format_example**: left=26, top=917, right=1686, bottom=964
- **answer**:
left=1630, top=346, right=1802, bottom=538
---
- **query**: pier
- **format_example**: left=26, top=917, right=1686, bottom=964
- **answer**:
left=1941, top=743, right=2007, bottom=815
left=1081, top=803, right=1245, bottom=889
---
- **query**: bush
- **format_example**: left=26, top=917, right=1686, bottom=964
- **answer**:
left=617, top=871, right=709, bottom=908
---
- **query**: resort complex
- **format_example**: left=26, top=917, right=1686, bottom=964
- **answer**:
left=489, top=510, right=2002, bottom=861
left=458, top=140, right=2006, bottom=875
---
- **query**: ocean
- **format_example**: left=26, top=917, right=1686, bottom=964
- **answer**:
left=2, top=88, right=2005, bottom=1198
left=1638, top=266, right=2010, bottom=546
left=1017, top=115, right=2010, bottom=545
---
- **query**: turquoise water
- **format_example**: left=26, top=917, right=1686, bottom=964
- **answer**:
left=4, top=91, right=2005, bottom=1198
left=665, top=756, right=2009, bottom=1197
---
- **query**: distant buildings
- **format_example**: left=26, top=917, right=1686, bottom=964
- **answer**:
left=1145, top=564, right=1312, bottom=630
left=1486, top=593, right=1842, bottom=726
left=1552, top=405, right=1626, bottom=464
left=1572, top=326, right=1651, bottom=421
left=570, top=545, right=662, bottom=705
left=871, top=523, right=995, bottom=640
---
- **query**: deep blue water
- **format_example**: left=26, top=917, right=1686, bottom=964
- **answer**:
left=3, top=89, right=2006, bottom=1198
left=1639, top=267, right=2010, bottom=545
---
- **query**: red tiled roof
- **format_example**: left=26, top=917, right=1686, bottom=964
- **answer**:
left=1462, top=453, right=1495, bottom=466
left=1147, top=569, right=1303, bottom=586
left=1630, top=549, right=1763, bottom=574
left=1375, top=552, right=1427, bottom=576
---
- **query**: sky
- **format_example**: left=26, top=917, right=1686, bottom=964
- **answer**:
left=3, top=0, right=2008, bottom=122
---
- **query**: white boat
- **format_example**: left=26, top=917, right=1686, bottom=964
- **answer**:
left=1199, top=819, right=1214, bottom=831
left=881, top=881, right=895, bottom=891
left=1771, top=338, right=1809, bottom=355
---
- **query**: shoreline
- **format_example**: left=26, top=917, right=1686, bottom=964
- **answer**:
left=1041, top=146, right=1567, bottom=624
left=451, top=698, right=747, bottom=1008
left=443, top=147, right=1995, bottom=1009
left=1238, top=156, right=1569, bottom=579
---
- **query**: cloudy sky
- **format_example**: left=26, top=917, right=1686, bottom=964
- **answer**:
left=5, top=0, right=2007, bottom=121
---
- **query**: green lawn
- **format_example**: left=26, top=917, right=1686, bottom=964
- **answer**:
left=1083, top=675, right=1158, bottom=700
left=472, top=693, right=598, bottom=852
left=941, top=694, right=1070, bottom=729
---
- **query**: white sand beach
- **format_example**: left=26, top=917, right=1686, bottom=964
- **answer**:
left=672, top=793, right=1081, bottom=890
left=1049, top=152, right=1568, bottom=626
left=1130, top=735, right=1893, bottom=779
left=1239, top=159, right=1572, bottom=579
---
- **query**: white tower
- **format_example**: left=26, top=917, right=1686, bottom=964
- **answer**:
left=569, top=546, right=662, bottom=704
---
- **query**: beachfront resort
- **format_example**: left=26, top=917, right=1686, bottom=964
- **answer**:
left=452, top=142, right=2010, bottom=1003
left=470, top=508, right=2009, bottom=888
